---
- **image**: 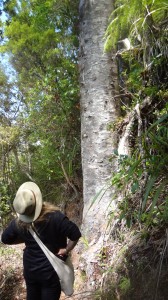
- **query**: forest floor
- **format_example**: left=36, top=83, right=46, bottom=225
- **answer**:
left=0, top=242, right=83, bottom=300
left=1, top=227, right=168, bottom=300
left=0, top=243, right=26, bottom=300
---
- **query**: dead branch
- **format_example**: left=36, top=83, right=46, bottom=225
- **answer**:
left=60, top=161, right=79, bottom=199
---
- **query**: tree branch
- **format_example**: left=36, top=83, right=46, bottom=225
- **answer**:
left=60, top=161, right=79, bottom=199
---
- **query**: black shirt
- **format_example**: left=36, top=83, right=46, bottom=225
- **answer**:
left=1, top=211, right=81, bottom=280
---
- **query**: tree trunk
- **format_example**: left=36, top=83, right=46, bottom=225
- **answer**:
left=79, top=0, right=120, bottom=240
left=78, top=0, right=120, bottom=290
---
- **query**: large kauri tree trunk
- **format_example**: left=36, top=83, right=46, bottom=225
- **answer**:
left=78, top=0, right=120, bottom=289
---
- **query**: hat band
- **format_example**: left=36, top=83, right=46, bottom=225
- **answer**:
left=31, top=190, right=36, bottom=207
left=28, top=189, right=37, bottom=216
left=22, top=190, right=37, bottom=216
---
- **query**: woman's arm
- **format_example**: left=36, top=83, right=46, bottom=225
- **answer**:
left=57, top=239, right=79, bottom=256
left=1, top=219, right=24, bottom=245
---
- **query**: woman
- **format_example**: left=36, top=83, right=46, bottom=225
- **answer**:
left=1, top=181, right=81, bottom=300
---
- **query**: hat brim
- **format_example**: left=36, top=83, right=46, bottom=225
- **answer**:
left=15, top=182, right=43, bottom=223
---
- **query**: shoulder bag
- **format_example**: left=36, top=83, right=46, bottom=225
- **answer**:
left=29, top=227, right=74, bottom=296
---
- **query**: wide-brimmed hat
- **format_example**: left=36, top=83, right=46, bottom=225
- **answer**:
left=13, top=182, right=43, bottom=223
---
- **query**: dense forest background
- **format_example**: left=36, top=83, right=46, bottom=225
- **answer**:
left=0, top=0, right=82, bottom=218
left=0, top=0, right=168, bottom=299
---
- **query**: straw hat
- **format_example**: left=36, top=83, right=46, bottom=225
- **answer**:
left=13, top=182, right=43, bottom=223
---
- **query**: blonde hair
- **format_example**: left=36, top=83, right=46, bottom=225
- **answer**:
left=35, top=202, right=59, bottom=223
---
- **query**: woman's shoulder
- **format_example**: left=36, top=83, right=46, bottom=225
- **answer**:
left=47, top=209, right=66, bottom=219
left=44, top=210, right=68, bottom=227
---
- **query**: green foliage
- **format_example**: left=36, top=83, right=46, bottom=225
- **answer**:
left=104, top=0, right=168, bottom=229
left=119, top=276, right=131, bottom=295
left=105, top=0, right=168, bottom=112
left=81, top=236, right=89, bottom=249
left=0, top=246, right=16, bottom=256
left=0, top=0, right=81, bottom=203
left=111, top=113, right=168, bottom=227
left=105, top=0, right=168, bottom=51
left=0, top=182, right=11, bottom=220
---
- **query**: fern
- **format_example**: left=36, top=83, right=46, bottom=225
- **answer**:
left=105, top=0, right=168, bottom=228
left=105, top=0, right=168, bottom=53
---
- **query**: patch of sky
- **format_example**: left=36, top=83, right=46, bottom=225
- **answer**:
left=0, top=1, right=7, bottom=23
left=0, top=2, right=21, bottom=124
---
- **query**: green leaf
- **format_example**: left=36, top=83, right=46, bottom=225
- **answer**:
left=86, top=184, right=111, bottom=214
left=142, top=176, right=157, bottom=211
left=148, top=114, right=168, bottom=132
left=150, top=181, right=166, bottom=213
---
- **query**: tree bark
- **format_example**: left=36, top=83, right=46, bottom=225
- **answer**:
left=79, top=0, right=120, bottom=242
